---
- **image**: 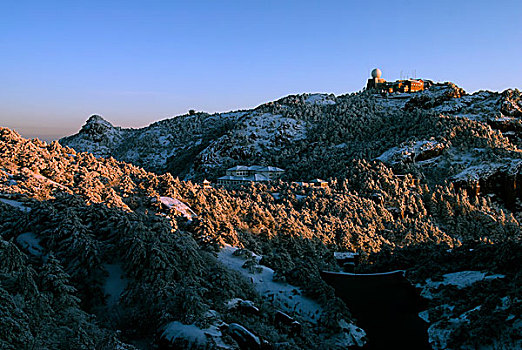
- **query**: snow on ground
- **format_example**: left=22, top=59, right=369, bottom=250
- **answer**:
left=218, top=245, right=321, bottom=322
left=376, top=140, right=444, bottom=165
left=333, top=252, right=358, bottom=260
left=374, top=94, right=411, bottom=109
left=158, top=196, right=197, bottom=220
left=218, top=245, right=366, bottom=347
left=0, top=198, right=30, bottom=212
left=452, top=158, right=522, bottom=182
left=32, top=173, right=70, bottom=190
left=418, top=309, right=430, bottom=323
left=161, top=322, right=208, bottom=347
left=451, top=163, right=505, bottom=182
left=374, top=85, right=500, bottom=124
left=329, top=319, right=366, bottom=347
left=103, top=263, right=128, bottom=307
left=417, top=271, right=505, bottom=299
left=161, top=320, right=230, bottom=349
left=239, top=113, right=308, bottom=146
left=157, top=135, right=171, bottom=146
left=193, top=112, right=307, bottom=172
left=427, top=305, right=482, bottom=350
left=376, top=144, right=415, bottom=164
left=323, top=270, right=404, bottom=276
left=439, top=91, right=500, bottom=121
left=16, top=232, right=44, bottom=256
left=435, top=270, right=505, bottom=289
left=60, top=116, right=126, bottom=157
left=304, top=93, right=336, bottom=105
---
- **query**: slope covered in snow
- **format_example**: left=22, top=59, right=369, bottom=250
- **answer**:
left=60, top=83, right=522, bottom=191
left=218, top=245, right=367, bottom=348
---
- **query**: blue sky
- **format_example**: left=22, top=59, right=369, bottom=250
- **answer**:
left=1, top=0, right=521, bottom=141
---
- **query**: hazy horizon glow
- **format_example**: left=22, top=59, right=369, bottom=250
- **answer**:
left=1, top=0, right=521, bottom=141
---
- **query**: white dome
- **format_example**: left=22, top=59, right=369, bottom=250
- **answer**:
left=371, top=68, right=382, bottom=79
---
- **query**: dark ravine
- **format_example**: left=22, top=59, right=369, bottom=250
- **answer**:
left=321, top=271, right=430, bottom=350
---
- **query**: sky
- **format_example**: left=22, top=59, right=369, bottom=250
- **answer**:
left=1, top=0, right=521, bottom=141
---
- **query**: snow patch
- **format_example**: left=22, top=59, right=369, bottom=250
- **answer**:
left=103, top=263, right=128, bottom=307
left=418, top=271, right=505, bottom=299
left=336, top=319, right=366, bottom=347
left=334, top=252, right=358, bottom=260
left=161, top=321, right=208, bottom=347
left=218, top=245, right=321, bottom=323
left=16, top=232, right=43, bottom=256
left=452, top=163, right=504, bottom=182
left=324, top=270, right=404, bottom=276
left=376, top=140, right=444, bottom=165
left=157, top=196, right=197, bottom=220
left=217, top=246, right=367, bottom=347
left=418, top=310, right=430, bottom=323
left=428, top=305, right=482, bottom=350
left=0, top=198, right=30, bottom=212
left=305, top=94, right=336, bottom=105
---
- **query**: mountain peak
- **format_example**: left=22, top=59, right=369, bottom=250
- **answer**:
left=84, top=114, right=114, bottom=128
left=58, top=115, right=123, bottom=157
left=78, top=114, right=118, bottom=138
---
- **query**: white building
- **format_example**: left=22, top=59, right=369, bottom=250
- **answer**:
left=218, top=165, right=284, bottom=186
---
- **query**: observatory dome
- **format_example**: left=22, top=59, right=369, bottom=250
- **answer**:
left=371, top=68, right=382, bottom=79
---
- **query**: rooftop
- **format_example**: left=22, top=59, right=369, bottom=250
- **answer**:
left=227, top=165, right=284, bottom=172
left=218, top=174, right=270, bottom=182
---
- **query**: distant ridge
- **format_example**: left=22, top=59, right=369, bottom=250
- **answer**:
left=60, top=83, right=522, bottom=187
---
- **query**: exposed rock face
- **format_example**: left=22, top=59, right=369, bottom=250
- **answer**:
left=81, top=115, right=119, bottom=141
left=376, top=140, right=446, bottom=165
left=60, top=114, right=125, bottom=158
left=453, top=163, right=522, bottom=211
left=404, top=83, right=466, bottom=110
left=500, top=89, right=522, bottom=118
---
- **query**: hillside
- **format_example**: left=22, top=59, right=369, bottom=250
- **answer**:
left=1, top=119, right=522, bottom=348
left=60, top=84, right=522, bottom=187
left=2, top=84, right=522, bottom=349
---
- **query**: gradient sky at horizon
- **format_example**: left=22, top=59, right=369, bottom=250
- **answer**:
left=1, top=0, right=521, bottom=141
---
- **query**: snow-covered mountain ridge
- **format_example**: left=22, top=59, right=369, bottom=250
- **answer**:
left=60, top=84, right=522, bottom=189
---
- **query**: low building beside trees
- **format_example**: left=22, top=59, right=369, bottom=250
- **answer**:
left=217, top=165, right=284, bottom=186
left=293, top=179, right=329, bottom=188
left=201, top=179, right=212, bottom=189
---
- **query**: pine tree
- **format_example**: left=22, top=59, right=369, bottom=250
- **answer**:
left=40, top=254, right=80, bottom=311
